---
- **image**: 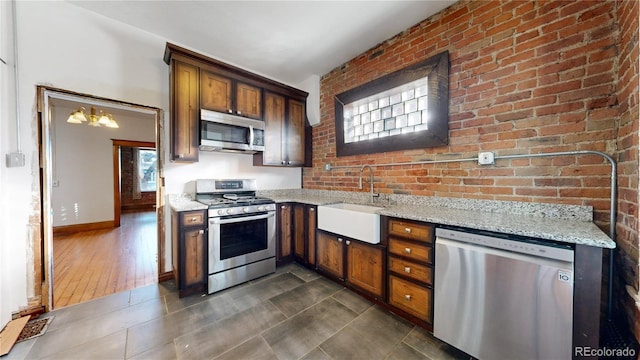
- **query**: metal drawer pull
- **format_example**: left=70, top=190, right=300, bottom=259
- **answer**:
left=199, top=230, right=204, bottom=234
left=405, top=294, right=412, bottom=301
left=405, top=227, right=412, bottom=233
left=404, top=266, right=411, bottom=273
left=404, top=247, right=411, bottom=254
left=338, top=238, right=343, bottom=243
left=191, top=217, right=197, bottom=222
left=346, top=240, right=351, bottom=246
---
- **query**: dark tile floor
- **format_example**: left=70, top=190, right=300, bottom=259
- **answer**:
left=6, top=263, right=468, bottom=360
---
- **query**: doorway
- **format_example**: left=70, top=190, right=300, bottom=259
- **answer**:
left=38, top=86, right=164, bottom=310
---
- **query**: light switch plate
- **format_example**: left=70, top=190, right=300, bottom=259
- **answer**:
left=6, top=152, right=25, bottom=168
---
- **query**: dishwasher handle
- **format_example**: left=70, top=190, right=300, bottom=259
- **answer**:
left=435, top=228, right=574, bottom=263
left=436, top=237, right=574, bottom=271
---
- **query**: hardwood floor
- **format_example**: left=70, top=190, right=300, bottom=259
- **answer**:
left=53, top=210, right=158, bottom=309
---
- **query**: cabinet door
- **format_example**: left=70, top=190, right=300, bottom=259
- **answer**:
left=236, top=82, right=262, bottom=119
left=262, top=92, right=286, bottom=165
left=285, top=99, right=306, bottom=166
left=293, top=204, right=305, bottom=261
left=307, top=206, right=317, bottom=267
left=200, top=70, right=233, bottom=113
left=171, top=60, right=199, bottom=162
left=317, top=231, right=344, bottom=279
left=183, top=228, right=205, bottom=286
left=347, top=240, right=384, bottom=297
left=278, top=203, right=292, bottom=263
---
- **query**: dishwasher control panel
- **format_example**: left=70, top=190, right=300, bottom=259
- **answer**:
left=435, top=227, right=574, bottom=262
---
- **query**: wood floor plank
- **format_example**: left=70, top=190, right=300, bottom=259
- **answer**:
left=53, top=211, right=158, bottom=309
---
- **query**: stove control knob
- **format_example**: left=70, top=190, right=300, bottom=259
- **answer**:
left=226, top=209, right=233, bottom=215
left=217, top=210, right=224, bottom=215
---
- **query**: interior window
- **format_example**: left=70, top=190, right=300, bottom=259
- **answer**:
left=138, top=149, right=157, bottom=192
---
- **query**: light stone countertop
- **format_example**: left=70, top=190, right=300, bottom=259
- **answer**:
left=167, top=190, right=615, bottom=249
left=260, top=189, right=616, bottom=249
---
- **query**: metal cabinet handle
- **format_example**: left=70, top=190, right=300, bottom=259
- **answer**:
left=198, top=230, right=204, bottom=234
left=338, top=238, right=343, bottom=243
left=346, top=240, right=351, bottom=246
left=405, top=227, right=412, bottom=233
left=404, top=247, right=411, bottom=254
left=237, top=110, right=242, bottom=115
left=228, top=109, right=233, bottom=113
left=281, top=160, right=286, bottom=165
left=178, top=154, right=184, bottom=159
left=404, top=266, right=411, bottom=273
left=404, top=294, right=412, bottom=301
left=191, top=217, right=197, bottom=222
left=281, top=205, right=286, bottom=209
left=310, top=208, right=315, bottom=212
left=287, top=160, right=292, bottom=165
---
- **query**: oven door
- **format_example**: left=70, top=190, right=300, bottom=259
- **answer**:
left=208, top=211, right=275, bottom=274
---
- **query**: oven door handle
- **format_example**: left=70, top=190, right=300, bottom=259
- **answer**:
left=210, top=212, right=274, bottom=225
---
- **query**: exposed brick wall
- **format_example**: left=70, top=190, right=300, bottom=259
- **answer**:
left=303, top=0, right=639, bottom=336
left=615, top=0, right=640, bottom=341
left=120, top=147, right=156, bottom=210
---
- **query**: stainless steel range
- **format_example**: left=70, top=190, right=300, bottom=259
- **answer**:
left=195, top=179, right=276, bottom=294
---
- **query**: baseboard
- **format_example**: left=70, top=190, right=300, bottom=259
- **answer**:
left=158, top=271, right=174, bottom=282
left=12, top=305, right=45, bottom=320
left=53, top=221, right=114, bottom=235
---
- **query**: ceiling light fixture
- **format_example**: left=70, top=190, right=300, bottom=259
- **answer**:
left=67, top=106, right=119, bottom=128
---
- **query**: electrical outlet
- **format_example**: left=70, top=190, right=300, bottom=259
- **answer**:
left=478, top=151, right=495, bottom=165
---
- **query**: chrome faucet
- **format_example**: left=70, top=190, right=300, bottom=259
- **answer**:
left=359, top=164, right=379, bottom=203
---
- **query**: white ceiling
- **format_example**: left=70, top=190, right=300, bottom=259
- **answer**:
left=67, top=0, right=457, bottom=86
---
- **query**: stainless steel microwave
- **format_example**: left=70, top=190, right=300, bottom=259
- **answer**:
left=200, top=109, right=265, bottom=154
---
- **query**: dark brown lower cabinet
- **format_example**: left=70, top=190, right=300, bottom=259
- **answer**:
left=293, top=204, right=317, bottom=268
left=277, top=203, right=293, bottom=265
left=171, top=209, right=207, bottom=297
left=316, top=230, right=384, bottom=299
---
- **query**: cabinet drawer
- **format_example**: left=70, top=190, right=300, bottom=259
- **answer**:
left=389, top=275, right=432, bottom=321
left=388, top=256, right=432, bottom=285
left=389, top=238, right=432, bottom=264
left=388, top=219, right=432, bottom=243
left=181, top=211, right=204, bottom=226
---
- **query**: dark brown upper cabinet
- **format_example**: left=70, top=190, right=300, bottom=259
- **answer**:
left=334, top=51, right=449, bottom=157
left=164, top=42, right=309, bottom=164
left=253, top=92, right=310, bottom=167
left=200, top=70, right=262, bottom=120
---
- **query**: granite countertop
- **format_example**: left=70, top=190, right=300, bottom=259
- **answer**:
left=262, top=190, right=615, bottom=249
left=168, top=190, right=615, bottom=249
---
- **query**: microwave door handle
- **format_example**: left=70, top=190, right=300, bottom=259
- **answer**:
left=248, top=126, right=255, bottom=150
left=211, top=212, right=274, bottom=225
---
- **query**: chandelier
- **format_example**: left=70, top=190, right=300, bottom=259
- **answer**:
left=67, top=106, right=119, bottom=128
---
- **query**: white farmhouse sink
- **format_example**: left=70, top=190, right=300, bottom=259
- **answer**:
left=317, top=203, right=383, bottom=244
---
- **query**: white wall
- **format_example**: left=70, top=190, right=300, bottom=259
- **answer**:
left=0, top=0, right=27, bottom=330
left=51, top=104, right=156, bottom=226
left=0, top=0, right=303, bottom=328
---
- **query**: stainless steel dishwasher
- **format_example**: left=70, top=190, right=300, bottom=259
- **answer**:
left=434, top=227, right=574, bottom=360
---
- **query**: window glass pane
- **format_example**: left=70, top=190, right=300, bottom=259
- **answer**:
left=139, top=149, right=156, bottom=192
left=342, top=77, right=429, bottom=144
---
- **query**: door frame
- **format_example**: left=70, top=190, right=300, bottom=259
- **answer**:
left=37, top=86, right=164, bottom=311
left=112, top=140, right=156, bottom=227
